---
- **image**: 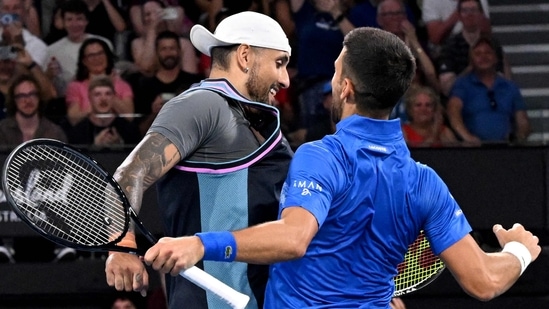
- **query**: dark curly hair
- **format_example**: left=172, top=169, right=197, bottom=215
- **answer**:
left=75, top=38, right=116, bottom=81
left=6, top=74, right=44, bottom=116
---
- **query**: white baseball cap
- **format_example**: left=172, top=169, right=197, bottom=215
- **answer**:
left=190, top=11, right=291, bottom=57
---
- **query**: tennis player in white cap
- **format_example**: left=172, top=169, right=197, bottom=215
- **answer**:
left=105, top=11, right=293, bottom=309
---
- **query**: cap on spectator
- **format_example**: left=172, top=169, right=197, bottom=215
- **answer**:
left=190, top=11, right=291, bottom=57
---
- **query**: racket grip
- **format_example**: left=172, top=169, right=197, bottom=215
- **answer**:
left=180, top=266, right=250, bottom=309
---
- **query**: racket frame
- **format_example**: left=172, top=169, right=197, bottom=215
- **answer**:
left=1, top=138, right=142, bottom=254
left=2, top=138, right=251, bottom=309
left=392, top=231, right=446, bottom=297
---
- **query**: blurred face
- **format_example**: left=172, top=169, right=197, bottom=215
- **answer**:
left=330, top=48, right=345, bottom=124
left=1, top=0, right=23, bottom=15
left=143, top=1, right=162, bottom=26
left=156, top=38, right=180, bottom=70
left=14, top=80, right=40, bottom=118
left=459, top=0, right=482, bottom=31
left=245, top=48, right=290, bottom=104
left=89, top=85, right=114, bottom=114
left=377, top=0, right=406, bottom=35
left=83, top=43, right=108, bottom=75
left=409, top=93, right=435, bottom=124
left=63, top=12, right=88, bottom=40
left=471, top=42, right=497, bottom=72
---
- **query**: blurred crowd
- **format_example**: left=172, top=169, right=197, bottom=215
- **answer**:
left=0, top=0, right=533, bottom=262
left=0, top=0, right=532, bottom=153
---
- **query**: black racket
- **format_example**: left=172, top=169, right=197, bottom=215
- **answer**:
left=1, top=138, right=249, bottom=309
left=393, top=230, right=445, bottom=296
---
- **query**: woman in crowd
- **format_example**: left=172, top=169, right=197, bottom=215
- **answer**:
left=65, top=38, right=134, bottom=125
left=402, top=85, right=457, bottom=147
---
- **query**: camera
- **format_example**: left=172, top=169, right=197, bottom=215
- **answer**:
left=162, top=7, right=178, bottom=20
left=0, top=45, right=17, bottom=60
left=0, top=13, right=19, bottom=25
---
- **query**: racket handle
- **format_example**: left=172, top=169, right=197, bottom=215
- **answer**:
left=180, top=266, right=250, bottom=309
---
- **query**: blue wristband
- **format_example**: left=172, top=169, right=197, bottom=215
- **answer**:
left=195, top=231, right=237, bottom=262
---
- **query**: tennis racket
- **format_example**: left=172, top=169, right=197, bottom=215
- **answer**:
left=393, top=230, right=445, bottom=297
left=1, top=138, right=250, bottom=309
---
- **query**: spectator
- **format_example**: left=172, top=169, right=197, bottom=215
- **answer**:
left=422, top=0, right=490, bottom=58
left=0, top=73, right=66, bottom=144
left=42, top=2, right=68, bottom=45
left=46, top=0, right=113, bottom=97
left=65, top=37, right=134, bottom=125
left=1, top=0, right=41, bottom=37
left=0, top=0, right=48, bottom=67
left=0, top=77, right=67, bottom=262
left=129, top=0, right=194, bottom=37
left=0, top=43, right=57, bottom=107
left=130, top=0, right=199, bottom=75
left=446, top=37, right=530, bottom=144
left=377, top=0, right=440, bottom=93
left=288, top=0, right=354, bottom=148
left=348, top=0, right=418, bottom=29
left=82, top=0, right=127, bottom=46
left=131, top=30, right=202, bottom=136
left=401, top=85, right=457, bottom=147
left=62, top=76, right=140, bottom=147
left=438, top=0, right=510, bottom=97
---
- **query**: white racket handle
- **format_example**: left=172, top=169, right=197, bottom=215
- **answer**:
left=180, top=266, right=250, bottom=309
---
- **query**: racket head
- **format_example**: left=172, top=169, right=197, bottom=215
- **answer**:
left=393, top=231, right=445, bottom=297
left=1, top=138, right=133, bottom=252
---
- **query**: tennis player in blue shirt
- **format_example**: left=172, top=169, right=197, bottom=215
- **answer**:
left=144, top=27, right=541, bottom=308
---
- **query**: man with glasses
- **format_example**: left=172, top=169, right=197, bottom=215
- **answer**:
left=0, top=74, right=68, bottom=263
left=422, top=0, right=490, bottom=58
left=446, top=37, right=530, bottom=144
left=437, top=0, right=510, bottom=96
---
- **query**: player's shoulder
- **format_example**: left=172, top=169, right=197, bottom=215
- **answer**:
left=169, top=88, right=228, bottom=110
left=296, top=138, right=342, bottom=159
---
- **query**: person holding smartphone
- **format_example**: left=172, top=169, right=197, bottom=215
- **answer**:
left=0, top=0, right=47, bottom=67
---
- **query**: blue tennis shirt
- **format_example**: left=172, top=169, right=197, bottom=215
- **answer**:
left=265, top=115, right=471, bottom=308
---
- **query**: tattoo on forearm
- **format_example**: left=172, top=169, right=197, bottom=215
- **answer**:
left=115, top=133, right=179, bottom=213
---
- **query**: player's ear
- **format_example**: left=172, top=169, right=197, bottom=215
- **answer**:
left=235, top=44, right=252, bottom=73
left=340, top=77, right=355, bottom=103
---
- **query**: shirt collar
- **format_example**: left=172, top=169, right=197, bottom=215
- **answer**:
left=335, top=114, right=403, bottom=140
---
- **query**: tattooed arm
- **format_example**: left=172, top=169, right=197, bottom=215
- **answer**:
left=113, top=132, right=181, bottom=214
left=106, top=132, right=180, bottom=296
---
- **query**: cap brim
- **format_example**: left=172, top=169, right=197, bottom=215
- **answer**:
left=190, top=24, right=232, bottom=57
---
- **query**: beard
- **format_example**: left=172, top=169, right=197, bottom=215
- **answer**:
left=245, top=64, right=271, bottom=104
left=18, top=108, right=38, bottom=118
left=330, top=97, right=343, bottom=124
left=160, top=56, right=180, bottom=70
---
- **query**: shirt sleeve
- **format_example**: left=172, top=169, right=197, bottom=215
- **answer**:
left=279, top=141, right=345, bottom=227
left=65, top=81, right=85, bottom=109
left=416, top=164, right=472, bottom=255
left=449, top=75, right=468, bottom=101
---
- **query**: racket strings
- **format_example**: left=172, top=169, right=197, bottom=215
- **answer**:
left=5, top=145, right=127, bottom=246
left=393, top=233, right=444, bottom=294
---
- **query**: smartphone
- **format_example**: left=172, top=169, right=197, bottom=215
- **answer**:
left=162, top=7, right=179, bottom=20
left=0, top=13, right=19, bottom=25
